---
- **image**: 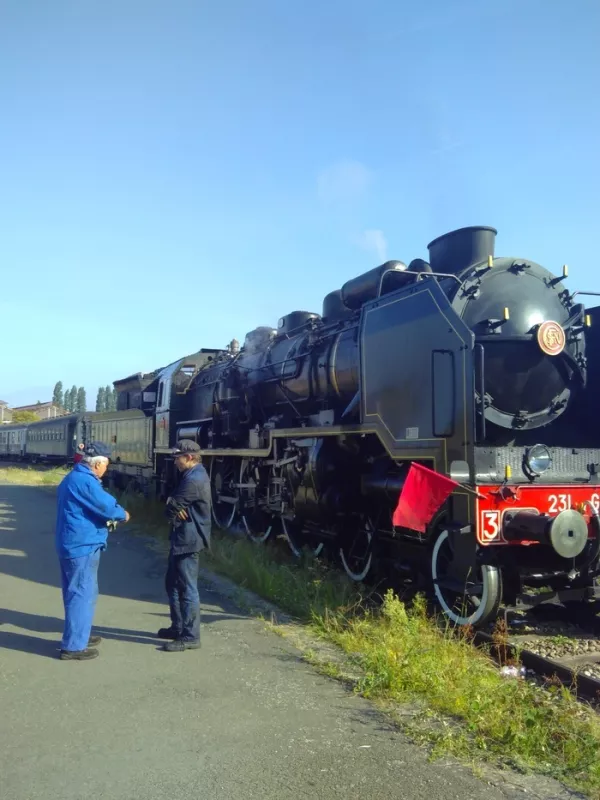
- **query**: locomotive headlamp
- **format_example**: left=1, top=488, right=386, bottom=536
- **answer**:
left=524, top=444, right=552, bottom=476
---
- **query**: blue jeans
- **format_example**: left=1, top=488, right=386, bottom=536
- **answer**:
left=59, top=549, right=101, bottom=652
left=165, top=552, right=200, bottom=642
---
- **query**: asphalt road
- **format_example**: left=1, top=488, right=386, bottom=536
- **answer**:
left=0, top=484, right=578, bottom=800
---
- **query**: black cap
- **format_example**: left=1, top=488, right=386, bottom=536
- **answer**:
left=84, top=441, right=112, bottom=459
left=172, top=439, right=201, bottom=456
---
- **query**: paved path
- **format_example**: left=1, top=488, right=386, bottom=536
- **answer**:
left=0, top=484, right=575, bottom=800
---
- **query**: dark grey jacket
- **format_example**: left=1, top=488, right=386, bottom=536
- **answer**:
left=165, top=464, right=211, bottom=555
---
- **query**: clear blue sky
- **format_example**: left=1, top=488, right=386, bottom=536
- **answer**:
left=1, top=0, right=599, bottom=409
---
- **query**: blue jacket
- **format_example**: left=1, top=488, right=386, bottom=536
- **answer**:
left=165, top=463, right=211, bottom=555
left=55, top=463, right=127, bottom=560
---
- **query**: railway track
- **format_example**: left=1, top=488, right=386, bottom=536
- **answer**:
left=475, top=604, right=600, bottom=704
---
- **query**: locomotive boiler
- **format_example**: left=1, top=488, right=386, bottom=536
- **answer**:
left=156, top=225, right=600, bottom=627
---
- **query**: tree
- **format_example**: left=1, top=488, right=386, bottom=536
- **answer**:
left=96, top=387, right=106, bottom=412
left=12, top=410, right=40, bottom=423
left=52, top=381, right=63, bottom=408
left=64, top=387, right=76, bottom=413
left=104, top=385, right=113, bottom=412
left=76, top=387, right=86, bottom=413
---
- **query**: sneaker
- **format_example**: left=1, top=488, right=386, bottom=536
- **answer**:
left=157, top=627, right=181, bottom=640
left=162, top=639, right=200, bottom=652
left=60, top=648, right=99, bottom=661
left=88, top=635, right=102, bottom=647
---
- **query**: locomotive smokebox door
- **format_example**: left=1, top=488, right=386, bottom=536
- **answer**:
left=360, top=278, right=475, bottom=473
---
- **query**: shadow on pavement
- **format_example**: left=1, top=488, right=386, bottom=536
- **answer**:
left=0, top=484, right=250, bottom=658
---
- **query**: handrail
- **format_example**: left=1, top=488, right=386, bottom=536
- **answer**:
left=376, top=268, right=463, bottom=299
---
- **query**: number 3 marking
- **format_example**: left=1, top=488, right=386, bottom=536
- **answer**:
left=481, top=511, right=500, bottom=541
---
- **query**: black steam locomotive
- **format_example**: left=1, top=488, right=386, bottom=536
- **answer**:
left=121, top=224, right=598, bottom=627
left=6, top=224, right=593, bottom=626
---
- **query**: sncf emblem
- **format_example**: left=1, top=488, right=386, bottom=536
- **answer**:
left=537, top=320, right=565, bottom=356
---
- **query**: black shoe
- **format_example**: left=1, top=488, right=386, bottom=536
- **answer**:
left=157, top=627, right=181, bottom=640
left=60, top=648, right=99, bottom=661
left=162, top=639, right=200, bottom=652
left=88, top=635, right=102, bottom=647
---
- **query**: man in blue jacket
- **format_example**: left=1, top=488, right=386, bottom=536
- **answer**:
left=55, top=441, right=129, bottom=661
left=158, top=439, right=211, bottom=652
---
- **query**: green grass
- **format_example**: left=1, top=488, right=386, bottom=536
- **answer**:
left=0, top=464, right=69, bottom=486
left=102, top=487, right=600, bottom=798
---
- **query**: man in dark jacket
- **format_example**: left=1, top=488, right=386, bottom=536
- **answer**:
left=55, top=441, right=129, bottom=661
left=158, top=439, right=211, bottom=652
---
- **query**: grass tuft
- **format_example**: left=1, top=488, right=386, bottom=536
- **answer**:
left=0, top=464, right=69, bottom=486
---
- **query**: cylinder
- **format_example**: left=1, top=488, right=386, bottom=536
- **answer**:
left=503, top=509, right=589, bottom=559
left=503, top=511, right=549, bottom=542
left=361, top=474, right=404, bottom=501
left=427, top=226, right=497, bottom=275
left=178, top=426, right=202, bottom=442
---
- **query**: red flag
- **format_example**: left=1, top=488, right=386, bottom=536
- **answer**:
left=392, top=462, right=459, bottom=533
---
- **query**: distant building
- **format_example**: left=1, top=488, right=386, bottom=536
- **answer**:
left=0, top=401, right=12, bottom=424
left=9, top=401, right=67, bottom=420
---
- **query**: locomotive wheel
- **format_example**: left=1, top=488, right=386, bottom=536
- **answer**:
left=239, top=459, right=273, bottom=544
left=339, top=516, right=374, bottom=582
left=280, top=517, right=324, bottom=558
left=431, top=529, right=502, bottom=627
left=209, top=457, right=239, bottom=531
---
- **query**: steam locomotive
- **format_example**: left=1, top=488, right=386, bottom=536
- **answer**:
left=4, top=224, right=600, bottom=626
left=121, top=223, right=596, bottom=627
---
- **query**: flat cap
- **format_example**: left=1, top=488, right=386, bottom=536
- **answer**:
left=84, top=441, right=112, bottom=459
left=172, top=439, right=201, bottom=455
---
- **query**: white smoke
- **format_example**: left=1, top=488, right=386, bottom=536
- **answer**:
left=358, top=228, right=388, bottom=261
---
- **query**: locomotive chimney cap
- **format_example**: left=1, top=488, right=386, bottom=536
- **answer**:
left=427, top=225, right=497, bottom=250
left=427, top=226, right=498, bottom=275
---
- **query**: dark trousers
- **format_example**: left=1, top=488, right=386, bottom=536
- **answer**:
left=59, top=549, right=101, bottom=652
left=165, top=551, right=200, bottom=642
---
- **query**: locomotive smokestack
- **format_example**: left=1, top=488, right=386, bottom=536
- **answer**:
left=427, top=226, right=497, bottom=275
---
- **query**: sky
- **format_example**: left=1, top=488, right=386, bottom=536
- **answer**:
left=1, top=0, right=599, bottom=408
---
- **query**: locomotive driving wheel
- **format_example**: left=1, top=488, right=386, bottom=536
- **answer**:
left=339, top=515, right=374, bottom=582
left=280, top=517, right=324, bottom=558
left=209, top=456, right=239, bottom=531
left=238, top=458, right=274, bottom=544
left=431, top=528, right=502, bottom=627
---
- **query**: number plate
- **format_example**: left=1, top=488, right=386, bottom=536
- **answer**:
left=476, top=486, right=600, bottom=545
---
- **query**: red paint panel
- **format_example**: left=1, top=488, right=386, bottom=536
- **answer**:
left=475, top=485, right=600, bottom=546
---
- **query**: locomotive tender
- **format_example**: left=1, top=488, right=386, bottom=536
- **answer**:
left=3, top=224, right=599, bottom=626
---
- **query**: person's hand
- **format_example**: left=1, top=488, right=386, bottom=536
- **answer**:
left=124, top=510, right=131, bottom=523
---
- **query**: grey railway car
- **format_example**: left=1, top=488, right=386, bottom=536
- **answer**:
left=0, top=424, right=28, bottom=458
left=81, top=409, right=154, bottom=491
left=25, top=414, right=81, bottom=461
